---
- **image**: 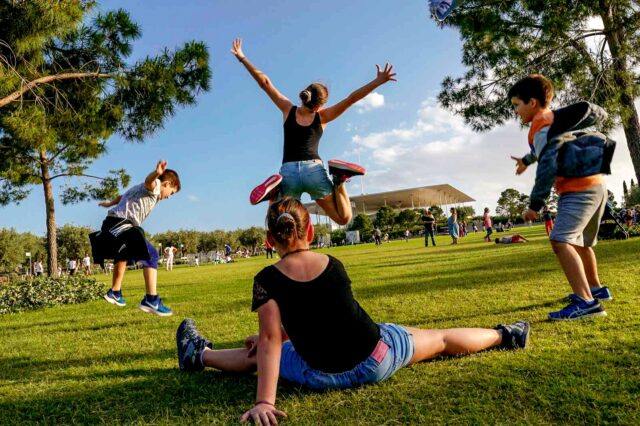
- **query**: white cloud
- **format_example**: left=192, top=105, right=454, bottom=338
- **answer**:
left=186, top=194, right=200, bottom=202
left=345, top=99, right=636, bottom=213
left=356, top=92, right=385, bottom=113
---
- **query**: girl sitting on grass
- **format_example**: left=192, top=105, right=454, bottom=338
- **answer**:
left=176, top=197, right=530, bottom=425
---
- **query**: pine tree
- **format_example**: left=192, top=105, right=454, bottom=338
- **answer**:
left=0, top=2, right=211, bottom=275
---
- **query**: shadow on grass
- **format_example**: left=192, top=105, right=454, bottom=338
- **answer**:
left=0, top=351, right=311, bottom=424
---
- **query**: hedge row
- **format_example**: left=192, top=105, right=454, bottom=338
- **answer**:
left=0, top=275, right=106, bottom=314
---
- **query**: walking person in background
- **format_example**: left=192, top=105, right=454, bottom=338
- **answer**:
left=421, top=209, right=436, bottom=247
left=35, top=260, right=44, bottom=277
left=265, top=240, right=274, bottom=259
left=373, top=228, right=382, bottom=246
left=165, top=245, right=177, bottom=271
left=542, top=206, right=554, bottom=236
left=448, top=208, right=459, bottom=245
left=483, top=207, right=493, bottom=242
left=82, top=254, right=92, bottom=275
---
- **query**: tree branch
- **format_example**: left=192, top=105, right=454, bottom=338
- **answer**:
left=50, top=172, right=108, bottom=181
left=0, top=72, right=112, bottom=108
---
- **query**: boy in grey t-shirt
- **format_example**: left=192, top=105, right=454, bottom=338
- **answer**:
left=91, top=160, right=180, bottom=316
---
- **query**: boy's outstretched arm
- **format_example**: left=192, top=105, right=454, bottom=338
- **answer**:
left=144, top=160, right=167, bottom=191
left=98, top=195, right=122, bottom=208
left=231, top=38, right=293, bottom=115
left=524, top=143, right=560, bottom=221
left=320, top=63, right=397, bottom=124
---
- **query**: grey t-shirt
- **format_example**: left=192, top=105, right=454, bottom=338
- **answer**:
left=108, top=179, right=161, bottom=226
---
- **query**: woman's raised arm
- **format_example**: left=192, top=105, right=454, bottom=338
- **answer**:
left=320, top=63, right=396, bottom=124
left=231, top=38, right=293, bottom=115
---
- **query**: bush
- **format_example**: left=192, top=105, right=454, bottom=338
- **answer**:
left=626, top=224, right=640, bottom=237
left=0, top=275, right=106, bottom=314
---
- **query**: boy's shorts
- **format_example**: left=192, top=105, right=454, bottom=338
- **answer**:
left=550, top=183, right=606, bottom=247
left=279, top=160, right=334, bottom=201
left=278, top=323, right=415, bottom=391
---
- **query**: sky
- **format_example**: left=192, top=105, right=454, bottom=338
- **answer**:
left=1, top=0, right=636, bottom=235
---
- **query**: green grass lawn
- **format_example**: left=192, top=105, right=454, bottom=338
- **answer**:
left=1, top=225, right=639, bottom=425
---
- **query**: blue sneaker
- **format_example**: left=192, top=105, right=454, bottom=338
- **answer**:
left=549, top=296, right=607, bottom=321
left=103, top=289, right=126, bottom=307
left=429, top=0, right=460, bottom=22
left=568, top=286, right=613, bottom=303
left=495, top=321, right=530, bottom=350
left=138, top=295, right=173, bottom=317
left=176, top=319, right=214, bottom=372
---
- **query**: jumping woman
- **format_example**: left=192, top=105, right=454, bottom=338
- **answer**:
left=231, top=38, right=396, bottom=225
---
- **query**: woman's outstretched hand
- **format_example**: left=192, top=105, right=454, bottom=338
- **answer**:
left=231, top=38, right=245, bottom=60
left=375, top=63, right=397, bottom=84
left=240, top=404, right=287, bottom=425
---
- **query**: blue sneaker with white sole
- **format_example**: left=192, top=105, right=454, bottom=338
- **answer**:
left=176, top=318, right=214, bottom=372
left=104, top=289, right=126, bottom=307
left=138, top=295, right=173, bottom=317
left=549, top=296, right=606, bottom=321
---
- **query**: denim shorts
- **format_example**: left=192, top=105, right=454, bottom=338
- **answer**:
left=278, top=323, right=415, bottom=391
left=279, top=160, right=334, bottom=201
left=550, top=183, right=606, bottom=247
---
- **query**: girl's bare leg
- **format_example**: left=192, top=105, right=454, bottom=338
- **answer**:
left=405, top=327, right=502, bottom=365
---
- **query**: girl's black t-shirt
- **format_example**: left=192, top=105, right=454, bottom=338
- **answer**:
left=251, top=255, right=380, bottom=373
left=282, top=106, right=323, bottom=163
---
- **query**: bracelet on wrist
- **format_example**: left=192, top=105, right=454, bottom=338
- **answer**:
left=255, top=400, right=274, bottom=407
left=238, top=56, right=247, bottom=62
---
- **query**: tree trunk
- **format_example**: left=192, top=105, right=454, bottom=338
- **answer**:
left=600, top=1, right=640, bottom=182
left=39, top=149, right=57, bottom=276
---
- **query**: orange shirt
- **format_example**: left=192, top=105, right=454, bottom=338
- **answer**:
left=528, top=110, right=602, bottom=194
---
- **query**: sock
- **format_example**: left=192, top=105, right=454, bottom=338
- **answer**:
left=199, top=347, right=210, bottom=366
left=146, top=294, right=159, bottom=302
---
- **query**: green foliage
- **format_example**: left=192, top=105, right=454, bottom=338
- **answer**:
left=395, top=209, right=418, bottom=229
left=56, top=224, right=93, bottom=261
left=0, top=228, right=45, bottom=273
left=374, top=206, right=396, bottom=231
left=496, top=188, right=529, bottom=219
left=331, top=229, right=346, bottom=244
left=349, top=213, right=374, bottom=241
left=238, top=227, right=266, bottom=251
left=312, top=223, right=331, bottom=244
left=626, top=185, right=640, bottom=207
left=456, top=206, right=475, bottom=221
left=0, top=275, right=106, bottom=314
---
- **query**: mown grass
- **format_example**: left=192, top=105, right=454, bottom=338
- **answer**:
left=1, top=226, right=639, bottom=425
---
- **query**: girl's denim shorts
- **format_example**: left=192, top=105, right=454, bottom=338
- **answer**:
left=279, top=160, right=334, bottom=201
left=278, top=323, right=415, bottom=390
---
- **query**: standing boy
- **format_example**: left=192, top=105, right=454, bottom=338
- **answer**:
left=90, top=160, right=180, bottom=317
left=509, top=75, right=611, bottom=320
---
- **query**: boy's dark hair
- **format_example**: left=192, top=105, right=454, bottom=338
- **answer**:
left=159, top=169, right=181, bottom=191
left=508, top=74, right=554, bottom=108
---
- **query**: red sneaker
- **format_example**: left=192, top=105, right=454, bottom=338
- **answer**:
left=250, top=174, right=282, bottom=205
left=327, top=160, right=366, bottom=180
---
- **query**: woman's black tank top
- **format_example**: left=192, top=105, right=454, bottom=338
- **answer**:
left=282, top=106, right=323, bottom=163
